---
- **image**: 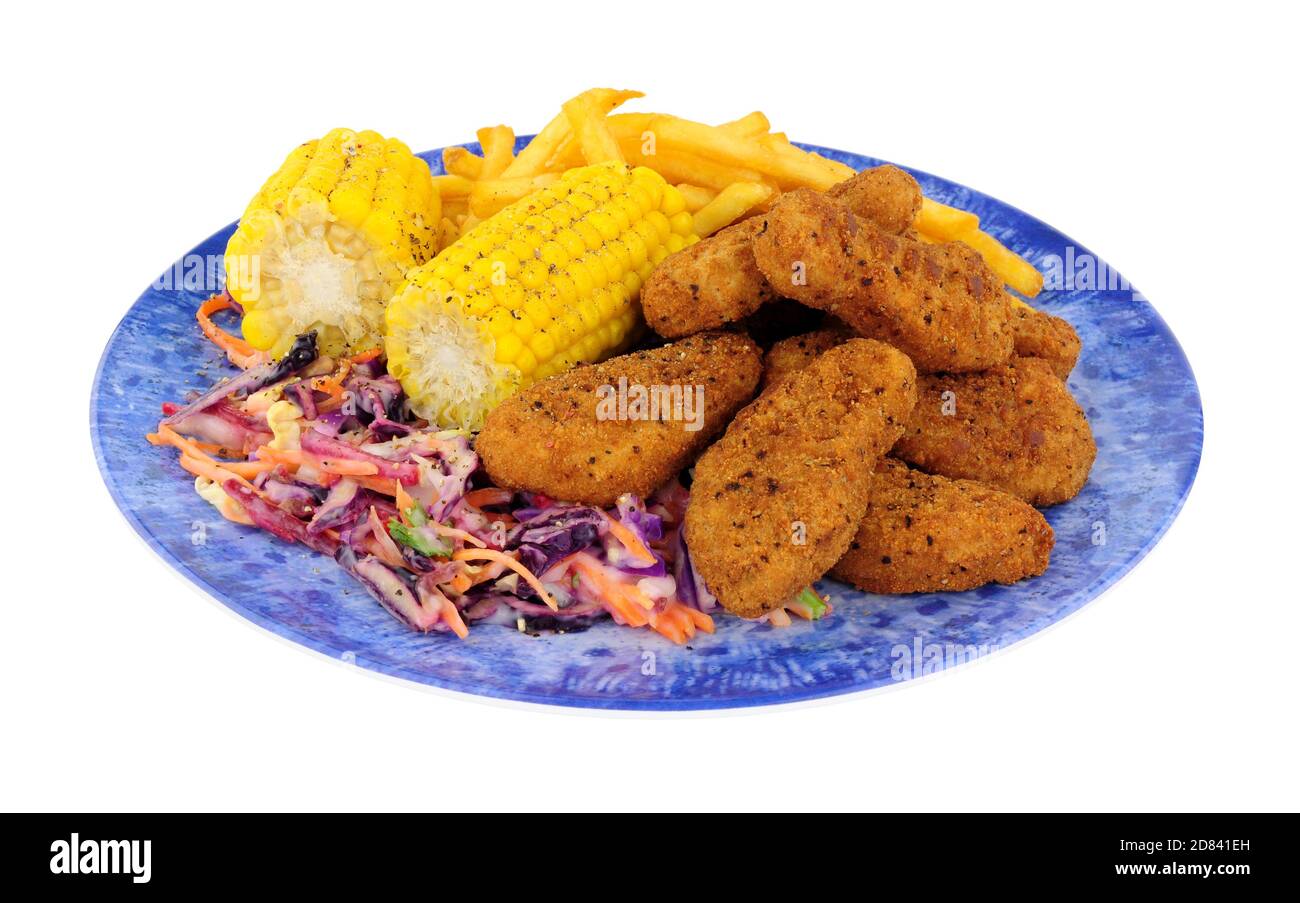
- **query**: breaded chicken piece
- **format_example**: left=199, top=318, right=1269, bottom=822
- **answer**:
left=684, top=339, right=917, bottom=618
left=831, top=458, right=1054, bottom=593
left=760, top=325, right=852, bottom=391
left=477, top=332, right=761, bottom=507
left=1012, top=304, right=1082, bottom=379
left=892, top=357, right=1096, bottom=507
left=826, top=164, right=922, bottom=236
left=642, top=166, right=922, bottom=340
left=751, top=189, right=1015, bottom=373
left=640, top=219, right=776, bottom=339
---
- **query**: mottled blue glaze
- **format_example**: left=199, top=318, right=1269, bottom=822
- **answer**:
left=91, top=141, right=1202, bottom=710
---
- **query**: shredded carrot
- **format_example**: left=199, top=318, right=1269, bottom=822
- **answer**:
left=569, top=559, right=651, bottom=627
left=196, top=294, right=267, bottom=370
left=453, top=549, right=558, bottom=611
left=647, top=602, right=714, bottom=643
left=448, top=572, right=472, bottom=595
left=310, top=362, right=352, bottom=413
left=255, top=445, right=378, bottom=477
left=177, top=459, right=256, bottom=526
left=394, top=481, right=417, bottom=523
left=149, top=424, right=215, bottom=462
left=467, top=560, right=508, bottom=586
left=178, top=454, right=257, bottom=492
left=440, top=596, right=469, bottom=639
left=347, top=347, right=384, bottom=364
left=350, top=474, right=400, bottom=496
left=600, top=511, right=657, bottom=566
left=681, top=605, right=715, bottom=634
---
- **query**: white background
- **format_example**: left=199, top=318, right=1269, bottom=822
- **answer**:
left=3, top=1, right=1297, bottom=812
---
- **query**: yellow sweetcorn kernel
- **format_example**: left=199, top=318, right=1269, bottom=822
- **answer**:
left=385, top=162, right=695, bottom=429
left=225, top=128, right=438, bottom=358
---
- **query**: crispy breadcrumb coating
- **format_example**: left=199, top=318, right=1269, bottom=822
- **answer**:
left=893, top=357, right=1096, bottom=506
left=642, top=166, right=923, bottom=340
left=760, top=326, right=853, bottom=392
left=640, top=219, right=776, bottom=339
left=751, top=188, right=1015, bottom=372
left=1012, top=304, right=1082, bottom=379
left=684, top=339, right=916, bottom=618
left=831, top=458, right=1054, bottom=593
left=477, top=332, right=761, bottom=507
left=826, top=163, right=922, bottom=236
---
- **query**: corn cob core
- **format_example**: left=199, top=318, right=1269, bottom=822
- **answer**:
left=385, top=162, right=698, bottom=430
left=224, top=128, right=439, bottom=359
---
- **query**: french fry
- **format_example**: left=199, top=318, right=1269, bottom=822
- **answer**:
left=562, top=93, right=625, bottom=164
left=718, top=111, right=771, bottom=137
left=432, top=174, right=475, bottom=199
left=754, top=134, right=855, bottom=189
left=955, top=227, right=1044, bottom=298
left=915, top=199, right=1042, bottom=297
left=639, top=114, right=850, bottom=191
left=915, top=197, right=980, bottom=241
left=619, top=138, right=767, bottom=191
left=468, top=173, right=558, bottom=219
left=676, top=184, right=718, bottom=213
left=442, top=146, right=484, bottom=180
left=476, top=125, right=516, bottom=179
left=691, top=181, right=774, bottom=237
left=502, top=88, right=643, bottom=178
left=441, top=197, right=467, bottom=222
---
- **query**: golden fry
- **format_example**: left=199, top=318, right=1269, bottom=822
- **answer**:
left=676, top=183, right=718, bottom=213
left=440, top=196, right=467, bottom=221
left=502, top=88, right=642, bottom=178
left=562, top=92, right=624, bottom=164
left=717, top=111, right=770, bottom=137
left=754, top=133, right=855, bottom=189
left=442, top=146, right=484, bottom=180
left=619, top=139, right=766, bottom=191
left=954, top=227, right=1045, bottom=298
left=636, top=115, right=850, bottom=190
left=692, top=180, right=773, bottom=236
left=476, top=125, right=516, bottom=179
left=915, top=197, right=980, bottom=239
left=431, top=173, right=474, bottom=199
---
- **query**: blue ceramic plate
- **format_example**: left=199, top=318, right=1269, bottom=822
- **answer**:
left=92, top=141, right=1202, bottom=710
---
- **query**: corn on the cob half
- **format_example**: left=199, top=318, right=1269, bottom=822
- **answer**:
left=225, top=129, right=439, bottom=359
left=385, top=162, right=698, bottom=429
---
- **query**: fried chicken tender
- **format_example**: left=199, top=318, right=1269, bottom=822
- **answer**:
left=893, top=357, right=1096, bottom=506
left=477, top=332, right=762, bottom=507
left=760, top=325, right=852, bottom=391
left=685, top=339, right=917, bottom=618
left=642, top=166, right=922, bottom=340
left=640, top=218, right=776, bottom=339
left=751, top=188, right=1015, bottom=373
left=826, top=163, right=922, bottom=236
left=831, top=458, right=1054, bottom=593
left=1012, top=304, right=1082, bottom=379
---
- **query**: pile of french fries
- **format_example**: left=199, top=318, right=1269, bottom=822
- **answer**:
left=432, top=88, right=1043, bottom=299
